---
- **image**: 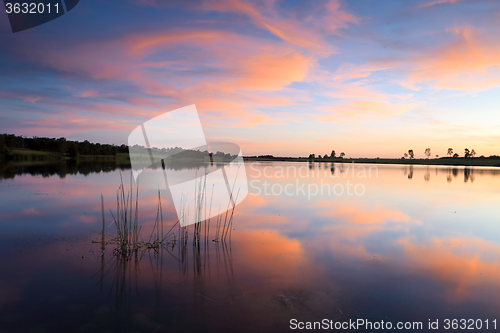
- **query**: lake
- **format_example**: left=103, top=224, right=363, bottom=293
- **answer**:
left=1, top=161, right=500, bottom=332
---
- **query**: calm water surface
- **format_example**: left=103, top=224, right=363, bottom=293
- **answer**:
left=1, top=161, right=500, bottom=332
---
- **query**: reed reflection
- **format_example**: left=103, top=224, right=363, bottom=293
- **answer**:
left=91, top=173, right=236, bottom=305
left=92, top=237, right=234, bottom=305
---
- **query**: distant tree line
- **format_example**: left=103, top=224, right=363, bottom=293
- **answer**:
left=170, top=149, right=235, bottom=161
left=0, top=133, right=128, bottom=159
left=402, top=147, right=482, bottom=159
left=308, top=150, right=345, bottom=160
left=0, top=133, right=237, bottom=163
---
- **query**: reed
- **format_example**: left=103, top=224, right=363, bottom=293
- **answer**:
left=99, top=168, right=239, bottom=261
left=93, top=170, right=240, bottom=305
left=103, top=172, right=140, bottom=257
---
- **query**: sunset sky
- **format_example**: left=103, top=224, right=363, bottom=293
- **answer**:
left=1, top=0, right=500, bottom=158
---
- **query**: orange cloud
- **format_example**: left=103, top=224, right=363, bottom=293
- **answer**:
left=304, top=199, right=423, bottom=243
left=233, top=229, right=304, bottom=280
left=319, top=100, right=425, bottom=122
left=33, top=29, right=314, bottom=127
left=400, top=27, right=500, bottom=91
left=325, top=204, right=411, bottom=224
left=398, top=236, right=500, bottom=300
left=235, top=51, right=311, bottom=91
left=122, top=30, right=314, bottom=92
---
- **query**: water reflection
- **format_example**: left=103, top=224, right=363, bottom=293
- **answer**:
left=91, top=238, right=235, bottom=305
left=0, top=160, right=130, bottom=180
left=400, top=164, right=500, bottom=183
left=1, top=162, right=500, bottom=332
left=0, top=159, right=231, bottom=181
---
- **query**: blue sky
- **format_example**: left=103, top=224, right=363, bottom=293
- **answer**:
left=1, top=0, right=500, bottom=158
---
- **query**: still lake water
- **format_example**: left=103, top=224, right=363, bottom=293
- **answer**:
left=1, top=161, right=500, bottom=332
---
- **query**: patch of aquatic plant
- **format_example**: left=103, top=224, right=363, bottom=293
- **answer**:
left=96, top=172, right=177, bottom=259
left=96, top=171, right=239, bottom=259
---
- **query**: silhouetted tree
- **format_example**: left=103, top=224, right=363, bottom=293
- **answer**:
left=308, top=154, right=315, bottom=160
left=447, top=148, right=453, bottom=157
left=408, top=149, right=414, bottom=159
left=464, top=148, right=470, bottom=158
left=339, top=152, right=345, bottom=158
left=470, top=149, right=476, bottom=158
left=425, top=148, right=431, bottom=159
left=0, top=133, right=121, bottom=156
left=323, top=154, right=328, bottom=159
left=67, top=143, right=79, bottom=159
left=4, top=134, right=15, bottom=153
left=0, top=135, right=8, bottom=157
left=403, top=153, right=408, bottom=159
left=56, top=137, right=67, bottom=154
left=330, top=150, right=336, bottom=158
left=117, top=144, right=129, bottom=154
left=453, top=153, right=459, bottom=158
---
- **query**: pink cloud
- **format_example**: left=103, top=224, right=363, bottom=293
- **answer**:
left=380, top=26, right=500, bottom=91
left=24, top=96, right=41, bottom=103
left=22, top=208, right=41, bottom=215
left=79, top=91, right=100, bottom=98
left=417, top=0, right=463, bottom=8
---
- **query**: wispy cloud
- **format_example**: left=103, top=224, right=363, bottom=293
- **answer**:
left=319, top=100, right=426, bottom=122
left=417, top=0, right=464, bottom=9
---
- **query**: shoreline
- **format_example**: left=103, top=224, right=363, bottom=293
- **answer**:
left=243, top=157, right=500, bottom=167
left=2, top=149, right=500, bottom=168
